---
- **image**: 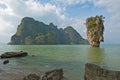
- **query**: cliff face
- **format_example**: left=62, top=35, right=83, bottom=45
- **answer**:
left=84, top=63, right=120, bottom=80
left=86, top=15, right=104, bottom=47
left=64, top=26, right=88, bottom=44
left=9, top=17, right=88, bottom=45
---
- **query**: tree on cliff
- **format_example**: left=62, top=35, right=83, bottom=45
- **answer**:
left=85, top=15, right=105, bottom=47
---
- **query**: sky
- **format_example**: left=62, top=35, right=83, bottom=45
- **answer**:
left=0, top=0, right=120, bottom=44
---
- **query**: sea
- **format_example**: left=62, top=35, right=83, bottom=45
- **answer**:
left=0, top=44, right=120, bottom=80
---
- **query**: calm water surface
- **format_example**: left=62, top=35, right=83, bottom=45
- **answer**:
left=0, top=45, right=120, bottom=80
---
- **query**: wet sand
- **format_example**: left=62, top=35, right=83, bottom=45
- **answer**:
left=0, top=69, right=44, bottom=80
left=0, top=71, right=24, bottom=80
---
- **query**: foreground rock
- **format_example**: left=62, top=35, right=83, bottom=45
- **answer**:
left=23, top=74, right=40, bottom=80
left=85, top=15, right=104, bottom=47
left=23, top=69, right=63, bottom=80
left=3, top=59, right=9, bottom=64
left=84, top=63, right=120, bottom=80
left=42, top=68, right=63, bottom=80
left=0, top=51, right=28, bottom=58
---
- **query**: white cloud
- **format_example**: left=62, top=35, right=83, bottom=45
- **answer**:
left=0, top=0, right=85, bottom=43
left=0, top=0, right=120, bottom=44
left=0, top=18, right=14, bottom=43
left=92, top=0, right=120, bottom=20
left=92, top=0, right=120, bottom=43
left=50, top=0, right=91, bottom=6
left=51, top=0, right=120, bottom=21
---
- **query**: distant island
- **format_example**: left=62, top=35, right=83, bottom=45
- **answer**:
left=9, top=17, right=88, bottom=45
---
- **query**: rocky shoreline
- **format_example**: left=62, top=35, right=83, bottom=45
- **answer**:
left=0, top=63, right=120, bottom=80
left=0, top=52, right=120, bottom=80
left=0, top=52, right=65, bottom=80
left=0, top=68, right=64, bottom=80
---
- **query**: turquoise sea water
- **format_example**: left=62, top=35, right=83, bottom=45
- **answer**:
left=0, top=44, right=120, bottom=80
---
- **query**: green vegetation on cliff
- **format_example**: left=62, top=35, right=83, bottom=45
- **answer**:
left=9, top=17, right=88, bottom=45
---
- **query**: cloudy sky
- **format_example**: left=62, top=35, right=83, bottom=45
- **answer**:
left=0, top=0, right=120, bottom=44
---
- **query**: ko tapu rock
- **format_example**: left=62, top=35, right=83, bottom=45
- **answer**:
left=9, top=17, right=88, bottom=45
left=85, top=15, right=104, bottom=47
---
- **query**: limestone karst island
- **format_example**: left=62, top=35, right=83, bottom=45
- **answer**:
left=85, top=15, right=104, bottom=47
left=9, top=17, right=88, bottom=45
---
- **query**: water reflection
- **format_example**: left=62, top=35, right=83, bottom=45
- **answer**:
left=87, top=47, right=105, bottom=64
